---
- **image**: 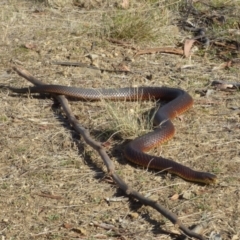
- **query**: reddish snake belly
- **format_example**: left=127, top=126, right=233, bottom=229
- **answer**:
left=12, top=85, right=216, bottom=184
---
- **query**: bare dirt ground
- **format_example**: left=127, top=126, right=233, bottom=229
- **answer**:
left=0, top=1, right=239, bottom=239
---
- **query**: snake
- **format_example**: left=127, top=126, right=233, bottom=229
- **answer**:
left=11, top=85, right=217, bottom=184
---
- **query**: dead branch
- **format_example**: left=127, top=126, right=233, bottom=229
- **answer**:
left=11, top=66, right=207, bottom=240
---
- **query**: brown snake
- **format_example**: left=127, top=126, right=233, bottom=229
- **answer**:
left=10, top=85, right=217, bottom=184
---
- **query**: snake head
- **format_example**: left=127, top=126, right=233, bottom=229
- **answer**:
left=201, top=172, right=217, bottom=184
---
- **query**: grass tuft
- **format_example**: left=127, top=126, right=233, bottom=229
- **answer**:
left=102, top=7, right=170, bottom=43
left=98, top=99, right=156, bottom=140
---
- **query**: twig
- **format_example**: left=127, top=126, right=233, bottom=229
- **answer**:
left=11, top=66, right=207, bottom=240
left=212, top=80, right=240, bottom=90
left=36, top=192, right=63, bottom=200
left=134, top=47, right=184, bottom=57
left=107, top=38, right=138, bottom=50
left=52, top=61, right=133, bottom=74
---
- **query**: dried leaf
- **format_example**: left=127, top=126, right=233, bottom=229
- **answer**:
left=184, top=39, right=196, bottom=57
left=170, top=193, right=179, bottom=200
left=62, top=222, right=73, bottom=229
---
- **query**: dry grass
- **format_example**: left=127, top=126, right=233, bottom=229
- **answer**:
left=102, top=9, right=163, bottom=43
left=97, top=98, right=155, bottom=139
left=0, top=0, right=240, bottom=239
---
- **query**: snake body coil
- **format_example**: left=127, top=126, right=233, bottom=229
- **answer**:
left=12, top=85, right=216, bottom=184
